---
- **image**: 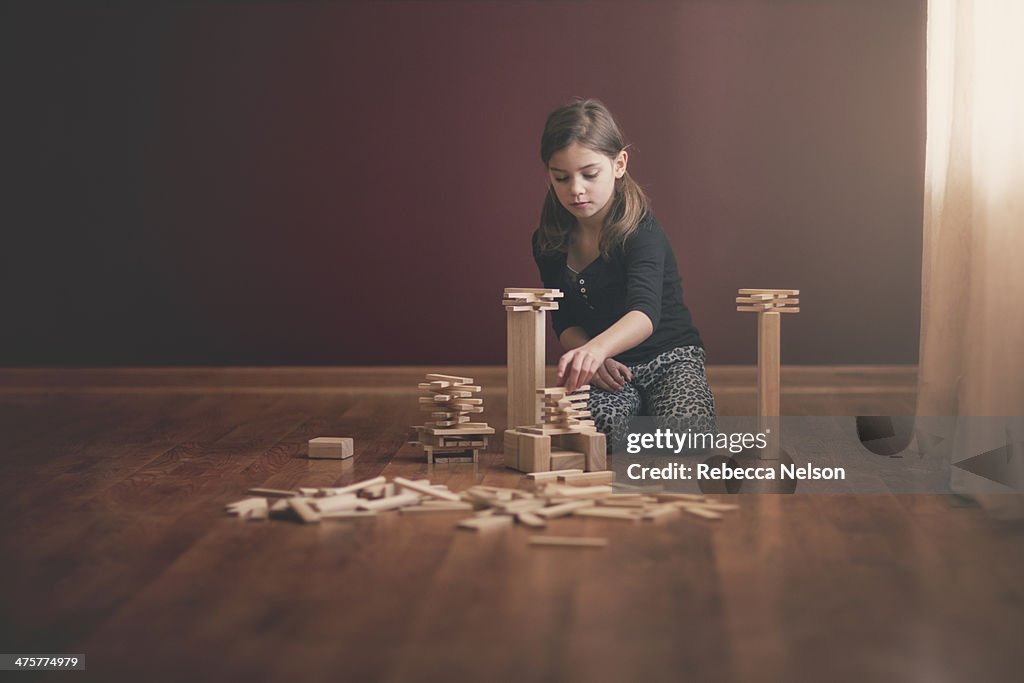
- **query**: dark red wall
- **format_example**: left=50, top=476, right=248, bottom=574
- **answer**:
left=1, top=0, right=925, bottom=365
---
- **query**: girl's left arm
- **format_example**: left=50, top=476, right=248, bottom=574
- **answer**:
left=558, top=222, right=666, bottom=392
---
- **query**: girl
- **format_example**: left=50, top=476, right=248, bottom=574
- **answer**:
left=532, top=98, right=716, bottom=453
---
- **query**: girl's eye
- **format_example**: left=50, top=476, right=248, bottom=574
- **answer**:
left=555, top=176, right=569, bottom=183
left=584, top=173, right=599, bottom=180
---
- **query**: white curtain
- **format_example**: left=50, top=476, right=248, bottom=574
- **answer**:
left=919, top=0, right=1024, bottom=511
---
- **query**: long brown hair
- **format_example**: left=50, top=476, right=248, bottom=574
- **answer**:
left=536, top=98, right=650, bottom=258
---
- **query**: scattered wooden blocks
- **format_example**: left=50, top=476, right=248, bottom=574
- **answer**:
left=227, top=474, right=739, bottom=535
left=308, top=436, right=354, bottom=460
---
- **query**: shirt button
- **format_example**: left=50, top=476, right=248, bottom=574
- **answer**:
left=580, top=287, right=587, bottom=293
left=579, top=279, right=585, bottom=285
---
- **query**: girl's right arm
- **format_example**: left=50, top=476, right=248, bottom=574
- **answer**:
left=558, top=327, right=633, bottom=392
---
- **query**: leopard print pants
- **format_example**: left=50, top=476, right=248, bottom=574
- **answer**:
left=589, top=346, right=716, bottom=454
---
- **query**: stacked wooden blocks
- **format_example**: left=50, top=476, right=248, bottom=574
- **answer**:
left=412, top=373, right=495, bottom=464
left=521, top=386, right=598, bottom=436
left=502, top=287, right=563, bottom=312
left=736, top=288, right=800, bottom=456
left=505, top=386, right=607, bottom=474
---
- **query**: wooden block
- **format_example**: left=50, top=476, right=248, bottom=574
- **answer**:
left=393, top=476, right=461, bottom=502
left=247, top=488, right=297, bottom=498
left=420, top=499, right=474, bottom=509
left=738, top=288, right=799, bottom=296
left=507, top=308, right=545, bottom=432
left=519, top=425, right=575, bottom=436
left=358, top=492, right=422, bottom=512
left=269, top=499, right=290, bottom=512
left=758, top=311, right=781, bottom=426
left=529, top=536, right=608, bottom=548
left=504, top=429, right=521, bottom=470
left=312, top=494, right=361, bottom=513
left=516, top=511, right=547, bottom=528
left=427, top=424, right=495, bottom=436
left=517, top=432, right=552, bottom=473
left=308, top=436, right=354, bottom=460
left=526, top=468, right=583, bottom=483
left=534, top=499, right=596, bottom=518
left=400, top=503, right=474, bottom=513
left=288, top=498, right=321, bottom=523
left=244, top=506, right=268, bottom=520
left=552, top=484, right=614, bottom=498
left=425, top=373, right=475, bottom=383
left=573, top=507, right=642, bottom=521
left=504, top=287, right=563, bottom=296
left=225, top=497, right=269, bottom=515
left=559, top=471, right=615, bottom=486
left=549, top=449, right=585, bottom=471
left=458, top=515, right=514, bottom=531
left=560, top=430, right=607, bottom=472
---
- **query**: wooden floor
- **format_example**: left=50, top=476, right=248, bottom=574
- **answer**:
left=1, top=366, right=1022, bottom=682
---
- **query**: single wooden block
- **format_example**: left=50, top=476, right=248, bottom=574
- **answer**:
left=553, top=484, right=614, bottom=498
left=288, top=498, right=321, bottom=524
left=517, top=432, right=552, bottom=473
left=529, top=536, right=608, bottom=548
left=247, top=487, right=298, bottom=498
left=425, top=373, right=475, bottom=384
left=526, top=468, right=583, bottom=483
left=458, top=515, right=514, bottom=532
left=308, top=436, right=354, bottom=460
left=758, top=311, right=781, bottom=424
left=393, top=476, right=461, bottom=502
left=507, top=308, right=545, bottom=431
left=573, top=507, right=642, bottom=521
left=400, top=503, right=474, bottom=513
left=559, top=471, right=615, bottom=486
left=560, top=431, right=607, bottom=472
left=516, top=511, right=547, bottom=528
left=533, top=500, right=596, bottom=518
left=358, top=492, right=421, bottom=512
left=504, top=429, right=521, bottom=470
left=549, top=449, right=585, bottom=471
left=312, top=495, right=361, bottom=514
left=738, top=288, right=799, bottom=296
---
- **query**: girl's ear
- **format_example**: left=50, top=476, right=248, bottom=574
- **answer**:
left=615, top=149, right=628, bottom=178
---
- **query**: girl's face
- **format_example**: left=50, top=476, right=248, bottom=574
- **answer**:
left=547, top=142, right=627, bottom=227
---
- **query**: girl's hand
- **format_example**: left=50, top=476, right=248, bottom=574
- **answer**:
left=557, top=344, right=608, bottom=393
left=593, top=358, right=633, bottom=392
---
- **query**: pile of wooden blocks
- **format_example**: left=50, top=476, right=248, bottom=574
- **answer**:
left=505, top=386, right=606, bottom=474
left=502, top=287, right=563, bottom=311
left=226, top=474, right=738, bottom=543
left=522, top=386, right=597, bottom=435
left=411, top=373, right=495, bottom=464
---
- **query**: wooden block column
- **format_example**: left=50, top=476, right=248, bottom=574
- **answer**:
left=737, top=288, right=800, bottom=458
left=503, top=288, right=563, bottom=433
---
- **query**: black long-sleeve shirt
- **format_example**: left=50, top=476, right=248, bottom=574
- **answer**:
left=532, top=212, right=703, bottom=366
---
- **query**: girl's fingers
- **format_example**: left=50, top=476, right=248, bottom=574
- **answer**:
left=596, top=365, right=621, bottom=392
